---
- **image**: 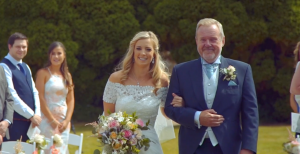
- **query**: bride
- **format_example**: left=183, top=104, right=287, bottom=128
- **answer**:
left=103, top=31, right=183, bottom=154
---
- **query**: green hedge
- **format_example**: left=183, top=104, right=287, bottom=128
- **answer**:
left=0, top=0, right=299, bottom=123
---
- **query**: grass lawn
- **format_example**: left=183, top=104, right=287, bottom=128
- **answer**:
left=69, top=124, right=290, bottom=154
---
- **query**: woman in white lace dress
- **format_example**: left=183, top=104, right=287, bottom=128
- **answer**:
left=103, top=31, right=183, bottom=154
left=36, top=42, right=75, bottom=153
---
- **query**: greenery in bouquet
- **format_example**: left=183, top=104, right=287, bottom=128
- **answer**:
left=86, top=111, right=151, bottom=154
left=26, top=134, right=48, bottom=153
left=283, top=128, right=300, bottom=154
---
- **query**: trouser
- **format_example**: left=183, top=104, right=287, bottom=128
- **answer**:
left=4, top=119, right=31, bottom=142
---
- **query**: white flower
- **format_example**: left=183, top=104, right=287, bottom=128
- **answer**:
left=33, top=134, right=44, bottom=144
left=112, top=150, right=118, bottom=154
left=99, top=126, right=107, bottom=134
left=17, top=152, right=25, bottom=154
left=228, top=65, right=236, bottom=72
left=53, top=134, right=63, bottom=147
left=134, top=129, right=142, bottom=139
left=118, top=117, right=124, bottom=122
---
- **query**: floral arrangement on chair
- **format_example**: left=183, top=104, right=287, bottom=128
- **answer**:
left=26, top=134, right=48, bottom=154
left=283, top=128, right=300, bottom=154
left=50, top=134, right=64, bottom=154
left=14, top=136, right=25, bottom=154
left=86, top=111, right=151, bottom=154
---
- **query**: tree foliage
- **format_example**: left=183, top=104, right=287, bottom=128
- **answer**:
left=0, top=0, right=299, bottom=122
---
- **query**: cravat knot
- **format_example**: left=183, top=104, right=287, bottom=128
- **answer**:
left=204, top=63, right=218, bottom=79
left=17, top=63, right=26, bottom=76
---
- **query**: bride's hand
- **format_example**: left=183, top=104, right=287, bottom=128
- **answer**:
left=171, top=93, right=185, bottom=107
left=50, top=119, right=61, bottom=130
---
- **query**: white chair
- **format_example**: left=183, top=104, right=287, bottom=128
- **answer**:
left=68, top=133, right=83, bottom=154
left=45, top=137, right=54, bottom=149
left=2, top=141, right=36, bottom=153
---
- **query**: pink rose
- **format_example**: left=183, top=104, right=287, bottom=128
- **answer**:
left=108, top=120, right=120, bottom=128
left=50, top=145, right=60, bottom=154
left=121, top=129, right=133, bottom=138
left=291, top=140, right=300, bottom=146
left=135, top=119, right=144, bottom=127
left=32, top=151, right=38, bottom=154
left=130, top=137, right=138, bottom=145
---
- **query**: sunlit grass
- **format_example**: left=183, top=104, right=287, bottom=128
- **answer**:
left=69, top=124, right=290, bottom=154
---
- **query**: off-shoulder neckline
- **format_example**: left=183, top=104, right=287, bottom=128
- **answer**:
left=107, top=80, right=168, bottom=90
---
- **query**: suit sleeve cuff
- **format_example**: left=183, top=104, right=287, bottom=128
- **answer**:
left=194, top=111, right=201, bottom=129
left=3, top=119, right=11, bottom=125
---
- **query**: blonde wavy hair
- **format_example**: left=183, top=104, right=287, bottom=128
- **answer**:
left=294, top=41, right=300, bottom=64
left=116, top=31, right=169, bottom=94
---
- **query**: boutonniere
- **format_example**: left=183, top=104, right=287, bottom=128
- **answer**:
left=220, top=65, right=237, bottom=81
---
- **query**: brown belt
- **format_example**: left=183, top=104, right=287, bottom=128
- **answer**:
left=13, top=118, right=31, bottom=122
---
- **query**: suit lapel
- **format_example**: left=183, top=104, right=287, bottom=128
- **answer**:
left=190, top=58, right=208, bottom=110
left=212, top=56, right=229, bottom=110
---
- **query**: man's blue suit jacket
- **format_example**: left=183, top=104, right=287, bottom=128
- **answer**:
left=164, top=57, right=259, bottom=154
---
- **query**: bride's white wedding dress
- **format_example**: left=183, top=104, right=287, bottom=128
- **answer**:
left=103, top=80, right=170, bottom=154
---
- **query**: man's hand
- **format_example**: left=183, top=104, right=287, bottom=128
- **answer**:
left=240, top=149, right=253, bottom=154
left=0, top=121, right=9, bottom=137
left=171, top=93, right=185, bottom=107
left=30, top=115, right=42, bottom=127
left=199, top=109, right=224, bottom=127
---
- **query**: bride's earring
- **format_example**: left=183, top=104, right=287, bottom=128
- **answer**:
left=152, top=58, right=155, bottom=64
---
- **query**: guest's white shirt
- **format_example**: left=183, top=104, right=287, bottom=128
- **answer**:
left=0, top=53, right=41, bottom=120
left=194, top=56, right=221, bottom=146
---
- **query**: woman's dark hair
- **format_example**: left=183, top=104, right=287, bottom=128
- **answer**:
left=45, top=41, right=73, bottom=89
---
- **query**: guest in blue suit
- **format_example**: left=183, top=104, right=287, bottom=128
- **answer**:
left=0, top=32, right=41, bottom=142
left=164, top=18, right=259, bottom=154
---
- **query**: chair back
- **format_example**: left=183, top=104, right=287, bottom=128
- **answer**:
left=68, top=133, right=83, bottom=154
left=2, top=141, right=36, bottom=153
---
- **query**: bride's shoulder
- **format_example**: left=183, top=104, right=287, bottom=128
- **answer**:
left=108, top=71, right=123, bottom=84
left=160, top=74, right=169, bottom=88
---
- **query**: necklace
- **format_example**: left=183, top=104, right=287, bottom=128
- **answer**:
left=131, top=73, right=140, bottom=86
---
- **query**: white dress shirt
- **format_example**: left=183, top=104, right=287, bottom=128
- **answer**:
left=0, top=53, right=41, bottom=120
left=194, top=56, right=221, bottom=146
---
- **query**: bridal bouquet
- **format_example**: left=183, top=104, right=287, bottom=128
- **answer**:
left=283, top=128, right=300, bottom=154
left=86, top=111, right=151, bottom=154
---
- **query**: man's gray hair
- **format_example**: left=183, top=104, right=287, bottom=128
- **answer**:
left=195, top=18, right=225, bottom=38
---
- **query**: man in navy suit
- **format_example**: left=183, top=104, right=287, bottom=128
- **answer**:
left=1, top=33, right=41, bottom=142
left=164, top=18, right=258, bottom=154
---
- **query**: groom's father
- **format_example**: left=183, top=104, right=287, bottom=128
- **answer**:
left=0, top=32, right=41, bottom=142
left=165, top=18, right=259, bottom=154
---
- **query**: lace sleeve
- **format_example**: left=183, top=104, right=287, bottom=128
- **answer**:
left=103, top=80, right=118, bottom=104
left=157, top=87, right=168, bottom=107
